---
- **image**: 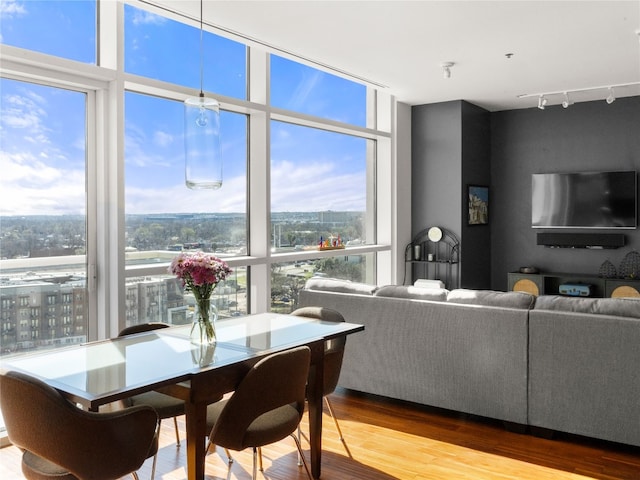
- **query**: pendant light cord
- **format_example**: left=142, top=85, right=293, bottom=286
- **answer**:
left=199, top=0, right=204, bottom=98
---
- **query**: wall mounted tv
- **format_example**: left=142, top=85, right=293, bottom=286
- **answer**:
left=532, top=170, right=637, bottom=229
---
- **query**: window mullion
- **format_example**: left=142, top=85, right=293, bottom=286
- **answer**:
left=247, top=47, right=271, bottom=313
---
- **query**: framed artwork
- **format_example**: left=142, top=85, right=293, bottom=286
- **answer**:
left=468, top=185, right=489, bottom=225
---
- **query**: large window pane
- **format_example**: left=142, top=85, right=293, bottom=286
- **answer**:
left=124, top=92, right=248, bottom=266
left=124, top=267, right=247, bottom=328
left=271, top=254, right=373, bottom=313
left=0, top=0, right=96, bottom=63
left=0, top=78, right=88, bottom=355
left=271, top=55, right=366, bottom=126
left=270, top=121, right=368, bottom=252
left=124, top=4, right=246, bottom=100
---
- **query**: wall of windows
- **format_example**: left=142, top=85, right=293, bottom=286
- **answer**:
left=0, top=0, right=397, bottom=359
left=0, top=78, right=90, bottom=355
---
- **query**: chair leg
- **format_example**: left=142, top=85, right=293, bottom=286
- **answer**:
left=325, top=396, right=344, bottom=442
left=172, top=416, right=181, bottom=446
left=225, top=448, right=233, bottom=464
left=148, top=419, right=163, bottom=480
left=206, top=439, right=234, bottom=464
left=290, top=433, right=313, bottom=480
left=150, top=452, right=157, bottom=480
left=296, top=425, right=303, bottom=466
left=255, top=438, right=311, bottom=479
left=252, top=447, right=258, bottom=480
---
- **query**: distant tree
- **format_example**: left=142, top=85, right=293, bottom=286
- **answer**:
left=181, top=227, right=196, bottom=242
left=286, top=232, right=297, bottom=246
left=314, top=257, right=363, bottom=282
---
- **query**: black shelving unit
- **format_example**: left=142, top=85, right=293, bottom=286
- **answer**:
left=404, top=227, right=460, bottom=289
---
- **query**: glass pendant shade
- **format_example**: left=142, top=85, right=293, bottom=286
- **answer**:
left=184, top=94, right=222, bottom=189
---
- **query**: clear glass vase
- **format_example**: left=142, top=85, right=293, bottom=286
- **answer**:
left=191, top=343, right=216, bottom=367
left=190, top=298, right=217, bottom=345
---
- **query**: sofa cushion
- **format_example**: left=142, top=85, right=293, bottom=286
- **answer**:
left=304, top=278, right=377, bottom=295
left=374, top=285, right=448, bottom=302
left=533, top=295, right=640, bottom=319
left=447, top=289, right=536, bottom=310
left=413, top=279, right=446, bottom=289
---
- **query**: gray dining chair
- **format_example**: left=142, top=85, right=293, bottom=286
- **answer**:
left=118, top=322, right=185, bottom=479
left=204, top=346, right=313, bottom=479
left=118, top=322, right=226, bottom=479
left=291, top=306, right=348, bottom=447
left=253, top=306, right=350, bottom=469
left=0, top=370, right=158, bottom=480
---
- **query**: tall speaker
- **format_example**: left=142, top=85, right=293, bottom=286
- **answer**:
left=508, top=273, right=543, bottom=296
left=605, top=279, right=640, bottom=298
left=537, top=232, right=625, bottom=249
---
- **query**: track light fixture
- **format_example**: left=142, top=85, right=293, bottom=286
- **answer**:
left=441, top=62, right=454, bottom=79
left=537, top=95, right=547, bottom=110
left=518, top=81, right=640, bottom=109
left=606, top=87, right=616, bottom=104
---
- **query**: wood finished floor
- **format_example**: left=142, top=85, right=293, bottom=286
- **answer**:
left=1, top=388, right=639, bottom=480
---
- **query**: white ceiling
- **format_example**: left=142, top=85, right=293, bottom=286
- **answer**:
left=145, top=0, right=640, bottom=111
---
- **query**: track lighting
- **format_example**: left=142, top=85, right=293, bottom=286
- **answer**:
left=518, top=81, right=640, bottom=109
left=537, top=95, right=547, bottom=110
left=606, top=87, right=616, bottom=104
left=441, top=62, right=454, bottom=79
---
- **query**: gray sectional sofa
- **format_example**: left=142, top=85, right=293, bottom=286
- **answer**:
left=298, top=278, right=640, bottom=447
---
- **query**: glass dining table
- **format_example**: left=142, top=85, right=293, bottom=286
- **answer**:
left=0, top=312, right=364, bottom=480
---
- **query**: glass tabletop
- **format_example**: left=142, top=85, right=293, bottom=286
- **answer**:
left=0, top=312, right=363, bottom=404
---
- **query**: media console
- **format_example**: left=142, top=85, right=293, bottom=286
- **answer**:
left=507, top=271, right=640, bottom=298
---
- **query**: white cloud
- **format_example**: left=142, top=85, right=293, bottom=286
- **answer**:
left=125, top=123, right=173, bottom=168
left=125, top=173, right=247, bottom=215
left=0, top=151, right=85, bottom=216
left=1, top=93, right=46, bottom=131
left=154, top=130, right=174, bottom=148
left=0, top=0, right=26, bottom=20
left=270, top=159, right=365, bottom=212
left=131, top=9, right=167, bottom=26
left=0, top=85, right=87, bottom=216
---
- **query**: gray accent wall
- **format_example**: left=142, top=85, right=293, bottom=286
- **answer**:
left=491, top=96, right=640, bottom=291
left=412, top=95, right=640, bottom=291
left=461, top=101, right=491, bottom=288
left=411, top=100, right=491, bottom=289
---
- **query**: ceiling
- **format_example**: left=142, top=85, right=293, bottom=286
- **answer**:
left=144, top=1, right=640, bottom=111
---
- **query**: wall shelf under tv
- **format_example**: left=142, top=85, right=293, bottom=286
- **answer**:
left=536, top=232, right=626, bottom=249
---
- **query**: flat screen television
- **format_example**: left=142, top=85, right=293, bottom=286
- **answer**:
left=531, top=170, right=637, bottom=229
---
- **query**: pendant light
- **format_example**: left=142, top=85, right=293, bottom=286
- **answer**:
left=184, top=0, right=222, bottom=189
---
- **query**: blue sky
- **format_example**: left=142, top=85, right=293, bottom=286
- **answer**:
left=0, top=0, right=367, bottom=216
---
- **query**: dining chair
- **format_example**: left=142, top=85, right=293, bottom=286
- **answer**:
left=118, top=322, right=226, bottom=479
left=118, top=322, right=194, bottom=479
left=0, top=370, right=158, bottom=480
left=204, top=346, right=313, bottom=480
left=291, top=306, right=348, bottom=448
left=118, top=323, right=185, bottom=455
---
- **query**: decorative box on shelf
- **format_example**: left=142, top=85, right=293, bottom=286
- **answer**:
left=317, top=235, right=345, bottom=251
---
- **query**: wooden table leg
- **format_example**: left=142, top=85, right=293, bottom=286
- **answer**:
left=307, top=341, right=325, bottom=479
left=184, top=399, right=208, bottom=480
